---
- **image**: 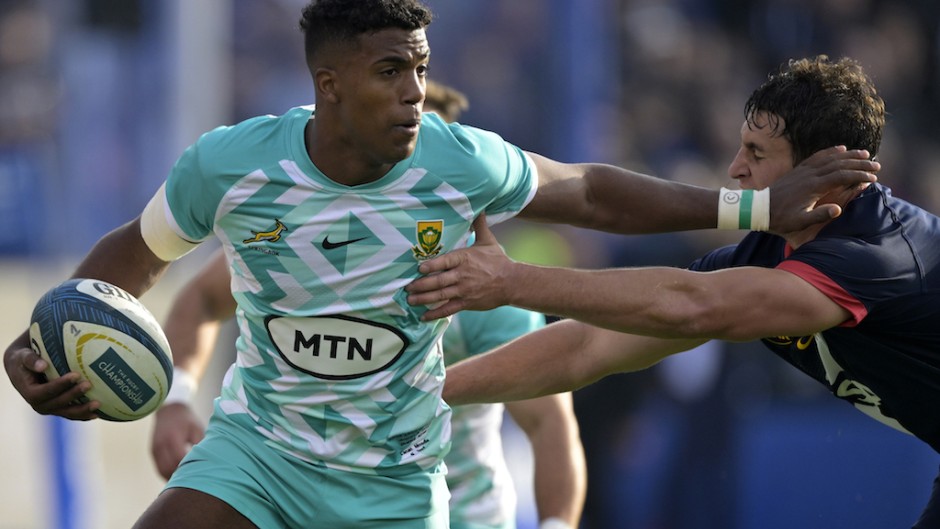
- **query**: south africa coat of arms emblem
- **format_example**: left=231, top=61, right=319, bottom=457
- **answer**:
left=412, top=220, right=443, bottom=261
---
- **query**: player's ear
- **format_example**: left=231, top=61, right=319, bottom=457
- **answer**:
left=314, top=67, right=340, bottom=104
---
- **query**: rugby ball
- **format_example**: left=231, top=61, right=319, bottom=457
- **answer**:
left=28, top=278, right=173, bottom=422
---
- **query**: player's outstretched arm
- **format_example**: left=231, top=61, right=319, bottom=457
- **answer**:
left=409, top=214, right=851, bottom=336
left=3, top=217, right=171, bottom=420
left=519, top=146, right=877, bottom=235
left=151, top=250, right=235, bottom=480
left=444, top=319, right=704, bottom=405
left=506, top=393, right=586, bottom=529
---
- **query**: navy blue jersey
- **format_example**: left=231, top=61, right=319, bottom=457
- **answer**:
left=690, top=183, right=940, bottom=452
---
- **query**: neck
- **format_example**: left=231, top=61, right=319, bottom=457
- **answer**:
left=305, top=119, right=392, bottom=186
left=783, top=184, right=868, bottom=249
left=784, top=224, right=825, bottom=249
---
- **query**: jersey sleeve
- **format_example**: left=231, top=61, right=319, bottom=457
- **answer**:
left=481, top=144, right=538, bottom=225
left=163, top=127, right=233, bottom=241
left=690, top=234, right=869, bottom=325
left=439, top=120, right=538, bottom=225
left=776, top=259, right=868, bottom=326
left=779, top=236, right=912, bottom=325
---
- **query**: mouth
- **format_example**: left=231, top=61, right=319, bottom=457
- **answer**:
left=394, top=118, right=421, bottom=136
left=734, top=177, right=757, bottom=190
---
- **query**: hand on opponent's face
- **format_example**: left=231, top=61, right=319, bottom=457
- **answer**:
left=767, top=146, right=879, bottom=235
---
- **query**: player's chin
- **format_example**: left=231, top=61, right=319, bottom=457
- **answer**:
left=385, top=138, right=418, bottom=162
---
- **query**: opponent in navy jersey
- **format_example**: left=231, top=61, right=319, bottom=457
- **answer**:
left=421, top=57, right=940, bottom=526
left=689, top=183, right=940, bottom=451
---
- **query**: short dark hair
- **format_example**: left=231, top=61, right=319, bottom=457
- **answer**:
left=744, top=55, right=885, bottom=164
left=299, top=0, right=433, bottom=66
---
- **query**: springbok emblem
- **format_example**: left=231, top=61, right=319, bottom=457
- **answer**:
left=244, top=219, right=288, bottom=244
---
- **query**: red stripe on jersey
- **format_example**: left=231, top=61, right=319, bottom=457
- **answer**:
left=776, top=259, right=868, bottom=327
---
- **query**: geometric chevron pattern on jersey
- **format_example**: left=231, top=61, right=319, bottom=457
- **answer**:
left=162, top=106, right=537, bottom=473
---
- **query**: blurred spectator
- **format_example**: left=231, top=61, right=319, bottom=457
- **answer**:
left=0, top=0, right=58, bottom=255
left=230, top=0, right=310, bottom=119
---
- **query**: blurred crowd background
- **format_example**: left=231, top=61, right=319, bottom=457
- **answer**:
left=2, top=0, right=940, bottom=528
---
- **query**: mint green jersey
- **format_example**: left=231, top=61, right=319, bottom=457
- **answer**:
left=163, top=106, right=537, bottom=474
left=443, top=308, right=546, bottom=529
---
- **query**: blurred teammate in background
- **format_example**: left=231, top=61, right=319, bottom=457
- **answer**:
left=407, top=55, right=940, bottom=528
left=150, top=81, right=587, bottom=529
left=3, top=0, right=878, bottom=526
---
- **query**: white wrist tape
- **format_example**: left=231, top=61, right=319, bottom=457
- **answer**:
left=717, top=187, right=770, bottom=231
left=163, top=367, right=198, bottom=406
left=540, top=518, right=574, bottom=529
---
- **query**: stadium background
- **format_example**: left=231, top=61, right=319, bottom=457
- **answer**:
left=1, top=0, right=939, bottom=528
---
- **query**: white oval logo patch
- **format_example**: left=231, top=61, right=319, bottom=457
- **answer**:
left=265, top=315, right=409, bottom=379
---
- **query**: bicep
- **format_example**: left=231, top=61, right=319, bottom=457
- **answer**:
left=72, top=217, right=171, bottom=298
left=700, top=267, right=852, bottom=340
left=518, top=152, right=592, bottom=225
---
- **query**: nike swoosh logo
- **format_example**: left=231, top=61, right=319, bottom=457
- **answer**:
left=321, top=236, right=368, bottom=250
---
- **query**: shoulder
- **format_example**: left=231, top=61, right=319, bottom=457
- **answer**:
left=797, top=184, right=937, bottom=281
left=415, top=113, right=535, bottom=203
left=840, top=183, right=939, bottom=237
left=417, top=113, right=517, bottom=161
left=194, top=106, right=308, bottom=156
left=809, top=184, right=919, bottom=254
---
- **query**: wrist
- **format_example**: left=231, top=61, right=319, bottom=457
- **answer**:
left=540, top=517, right=574, bottom=529
left=502, top=261, right=532, bottom=306
left=163, top=367, right=198, bottom=406
left=717, top=187, right=770, bottom=231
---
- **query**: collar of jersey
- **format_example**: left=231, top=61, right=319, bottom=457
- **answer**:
left=289, top=105, right=416, bottom=192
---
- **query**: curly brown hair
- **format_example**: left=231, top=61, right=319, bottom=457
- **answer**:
left=744, top=55, right=885, bottom=164
left=425, top=80, right=469, bottom=123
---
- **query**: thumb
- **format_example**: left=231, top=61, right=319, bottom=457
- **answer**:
left=805, top=204, right=842, bottom=226
left=471, top=213, right=497, bottom=245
